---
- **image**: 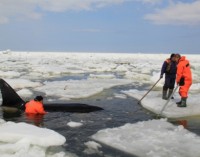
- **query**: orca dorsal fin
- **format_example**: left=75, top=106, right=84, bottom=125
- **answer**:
left=0, top=78, right=25, bottom=108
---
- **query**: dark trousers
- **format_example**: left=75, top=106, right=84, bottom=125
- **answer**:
left=163, top=75, right=176, bottom=90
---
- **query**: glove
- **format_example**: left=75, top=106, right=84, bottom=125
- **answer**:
left=160, top=74, right=163, bottom=79
left=179, top=77, right=185, bottom=86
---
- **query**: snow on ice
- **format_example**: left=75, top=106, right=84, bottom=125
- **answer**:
left=0, top=119, right=77, bottom=157
left=92, top=119, right=200, bottom=157
left=0, top=51, right=199, bottom=104
left=83, top=141, right=103, bottom=155
left=123, top=89, right=200, bottom=118
left=67, top=121, right=83, bottom=128
left=0, top=51, right=200, bottom=157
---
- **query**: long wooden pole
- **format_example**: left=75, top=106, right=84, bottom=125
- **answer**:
left=158, top=85, right=179, bottom=117
left=138, top=78, right=161, bottom=104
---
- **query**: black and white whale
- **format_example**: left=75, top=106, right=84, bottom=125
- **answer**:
left=0, top=78, right=103, bottom=113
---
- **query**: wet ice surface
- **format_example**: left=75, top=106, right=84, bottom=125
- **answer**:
left=0, top=51, right=200, bottom=157
left=92, top=119, right=200, bottom=157
left=123, top=89, right=200, bottom=118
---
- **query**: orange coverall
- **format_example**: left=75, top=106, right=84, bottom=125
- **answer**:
left=176, top=56, right=192, bottom=98
left=25, top=100, right=47, bottom=114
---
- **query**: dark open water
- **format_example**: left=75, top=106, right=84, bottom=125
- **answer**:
left=1, top=84, right=200, bottom=157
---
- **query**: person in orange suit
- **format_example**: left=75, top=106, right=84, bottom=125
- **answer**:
left=175, top=54, right=192, bottom=107
left=25, top=96, right=47, bottom=114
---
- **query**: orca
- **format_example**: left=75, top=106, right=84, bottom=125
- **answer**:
left=0, top=78, right=103, bottom=113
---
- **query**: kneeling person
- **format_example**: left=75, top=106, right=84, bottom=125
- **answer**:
left=25, top=96, right=47, bottom=114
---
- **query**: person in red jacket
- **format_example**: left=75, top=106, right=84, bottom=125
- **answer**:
left=174, top=54, right=192, bottom=107
left=25, top=96, right=47, bottom=114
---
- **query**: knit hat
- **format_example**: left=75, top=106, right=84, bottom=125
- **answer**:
left=34, top=96, right=43, bottom=101
left=170, top=53, right=175, bottom=59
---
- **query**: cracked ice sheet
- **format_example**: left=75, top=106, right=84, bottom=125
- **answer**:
left=34, top=78, right=132, bottom=101
left=0, top=52, right=199, bottom=87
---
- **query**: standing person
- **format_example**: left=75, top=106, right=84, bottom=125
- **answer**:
left=25, top=96, right=47, bottom=114
left=160, top=53, right=177, bottom=100
left=174, top=54, right=192, bottom=107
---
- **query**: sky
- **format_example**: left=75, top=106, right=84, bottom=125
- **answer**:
left=0, top=0, right=200, bottom=54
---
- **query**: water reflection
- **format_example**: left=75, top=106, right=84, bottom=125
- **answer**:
left=170, top=116, right=200, bottom=135
left=1, top=107, right=44, bottom=127
left=25, top=114, right=44, bottom=127
left=1, top=107, right=22, bottom=119
left=177, top=120, right=188, bottom=128
left=172, top=119, right=188, bottom=128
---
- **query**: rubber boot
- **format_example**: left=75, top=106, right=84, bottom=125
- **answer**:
left=177, top=97, right=187, bottom=107
left=168, top=89, right=174, bottom=99
left=176, top=100, right=182, bottom=105
left=162, top=89, right=168, bottom=100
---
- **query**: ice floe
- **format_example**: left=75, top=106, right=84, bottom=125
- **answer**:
left=0, top=119, right=77, bottom=157
left=92, top=119, right=200, bottom=157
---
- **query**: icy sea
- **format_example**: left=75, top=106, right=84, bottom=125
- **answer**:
left=0, top=51, right=200, bottom=157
